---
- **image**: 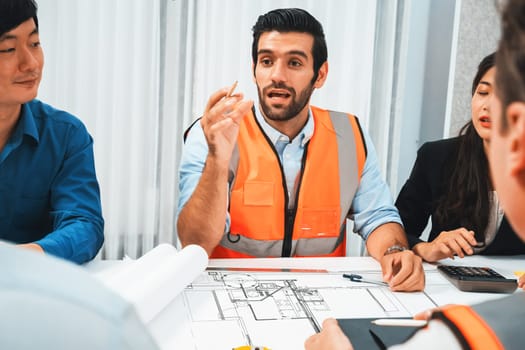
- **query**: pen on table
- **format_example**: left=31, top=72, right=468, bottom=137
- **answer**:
left=371, top=319, right=427, bottom=327
left=342, top=273, right=388, bottom=287
left=226, top=80, right=238, bottom=98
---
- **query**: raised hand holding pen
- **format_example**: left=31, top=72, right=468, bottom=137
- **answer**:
left=179, top=83, right=253, bottom=255
left=200, top=81, right=254, bottom=164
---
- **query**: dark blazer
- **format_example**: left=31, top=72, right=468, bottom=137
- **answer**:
left=395, top=136, right=525, bottom=255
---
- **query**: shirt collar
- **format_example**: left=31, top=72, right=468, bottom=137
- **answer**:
left=16, top=103, right=40, bottom=143
left=253, top=105, right=314, bottom=147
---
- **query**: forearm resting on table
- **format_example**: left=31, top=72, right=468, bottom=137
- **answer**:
left=177, top=158, right=229, bottom=255
left=412, top=241, right=427, bottom=253
left=412, top=242, right=438, bottom=262
left=411, top=228, right=477, bottom=262
left=365, top=223, right=425, bottom=291
left=365, top=222, right=408, bottom=259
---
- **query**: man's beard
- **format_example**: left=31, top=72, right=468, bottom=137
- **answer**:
left=258, top=82, right=315, bottom=122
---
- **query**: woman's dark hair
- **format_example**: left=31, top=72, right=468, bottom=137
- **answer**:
left=251, top=8, right=327, bottom=83
left=434, top=52, right=495, bottom=241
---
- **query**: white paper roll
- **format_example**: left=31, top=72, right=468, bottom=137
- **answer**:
left=103, top=244, right=209, bottom=324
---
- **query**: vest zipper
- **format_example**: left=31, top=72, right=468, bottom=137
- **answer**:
left=251, top=110, right=306, bottom=257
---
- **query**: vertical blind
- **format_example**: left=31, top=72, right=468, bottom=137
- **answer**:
left=37, top=0, right=395, bottom=258
left=38, top=0, right=163, bottom=259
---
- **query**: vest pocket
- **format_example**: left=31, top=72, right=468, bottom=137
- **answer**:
left=297, top=207, right=339, bottom=238
left=243, top=181, right=274, bottom=206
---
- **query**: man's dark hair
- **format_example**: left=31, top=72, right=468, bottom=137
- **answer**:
left=251, top=8, right=327, bottom=82
left=496, top=0, right=525, bottom=133
left=0, top=0, right=38, bottom=37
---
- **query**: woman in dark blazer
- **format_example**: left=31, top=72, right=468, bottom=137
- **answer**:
left=396, top=52, right=525, bottom=262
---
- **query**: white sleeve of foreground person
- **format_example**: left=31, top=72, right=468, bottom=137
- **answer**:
left=99, top=244, right=209, bottom=324
left=389, top=320, right=461, bottom=350
left=0, top=242, right=159, bottom=350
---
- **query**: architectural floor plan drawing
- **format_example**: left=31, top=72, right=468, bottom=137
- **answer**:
left=91, top=247, right=523, bottom=350
left=164, top=270, right=439, bottom=350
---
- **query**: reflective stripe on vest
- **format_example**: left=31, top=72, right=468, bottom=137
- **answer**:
left=211, top=106, right=366, bottom=258
left=433, top=305, right=505, bottom=350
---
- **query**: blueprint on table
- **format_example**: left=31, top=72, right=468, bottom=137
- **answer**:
left=150, top=269, right=438, bottom=350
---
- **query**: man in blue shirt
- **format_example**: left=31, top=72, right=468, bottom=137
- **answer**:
left=178, top=8, right=424, bottom=291
left=0, top=0, right=103, bottom=264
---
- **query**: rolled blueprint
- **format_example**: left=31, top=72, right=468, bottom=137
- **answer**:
left=102, top=244, right=208, bottom=324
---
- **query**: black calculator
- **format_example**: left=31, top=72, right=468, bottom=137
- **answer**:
left=437, top=265, right=518, bottom=293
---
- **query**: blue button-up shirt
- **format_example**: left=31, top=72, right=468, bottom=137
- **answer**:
left=0, top=99, right=104, bottom=264
left=178, top=106, right=401, bottom=242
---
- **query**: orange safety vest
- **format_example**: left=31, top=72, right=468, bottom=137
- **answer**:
left=211, top=106, right=366, bottom=258
left=432, top=305, right=505, bottom=350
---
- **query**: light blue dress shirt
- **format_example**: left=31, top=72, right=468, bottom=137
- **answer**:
left=178, top=106, right=402, bottom=241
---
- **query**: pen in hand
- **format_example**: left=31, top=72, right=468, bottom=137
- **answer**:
left=342, top=273, right=389, bottom=287
left=371, top=319, right=427, bottom=327
left=225, top=80, right=238, bottom=98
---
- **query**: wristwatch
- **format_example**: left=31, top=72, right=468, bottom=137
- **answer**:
left=384, top=245, right=408, bottom=256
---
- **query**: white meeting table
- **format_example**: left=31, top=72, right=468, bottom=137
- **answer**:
left=87, top=254, right=525, bottom=350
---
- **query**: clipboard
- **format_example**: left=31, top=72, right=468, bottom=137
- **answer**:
left=336, top=318, right=422, bottom=349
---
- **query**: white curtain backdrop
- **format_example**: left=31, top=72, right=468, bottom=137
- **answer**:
left=188, top=0, right=377, bottom=129
left=36, top=0, right=397, bottom=258
left=38, top=0, right=162, bottom=259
